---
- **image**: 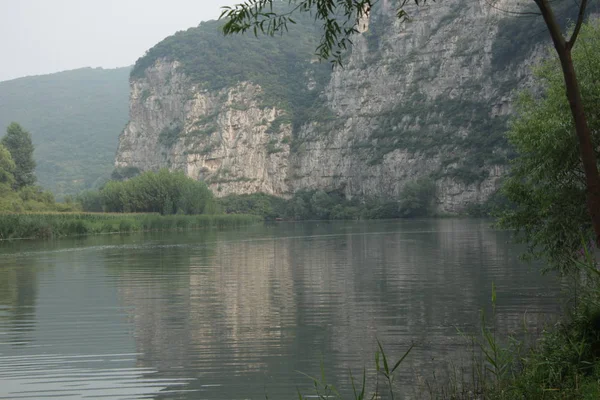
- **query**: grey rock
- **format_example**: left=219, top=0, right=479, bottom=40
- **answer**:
left=115, top=0, right=543, bottom=213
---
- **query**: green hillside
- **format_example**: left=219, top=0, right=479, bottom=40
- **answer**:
left=132, top=13, right=331, bottom=130
left=0, top=67, right=130, bottom=198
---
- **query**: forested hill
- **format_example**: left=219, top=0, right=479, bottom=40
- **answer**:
left=130, top=13, right=332, bottom=128
left=0, top=67, right=130, bottom=198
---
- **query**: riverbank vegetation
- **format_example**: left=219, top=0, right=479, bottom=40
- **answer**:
left=219, top=177, right=437, bottom=220
left=1, top=164, right=440, bottom=240
left=0, top=164, right=258, bottom=240
left=77, top=168, right=218, bottom=215
left=76, top=168, right=439, bottom=220
left=0, top=212, right=260, bottom=240
left=426, top=253, right=600, bottom=400
left=296, top=259, right=600, bottom=399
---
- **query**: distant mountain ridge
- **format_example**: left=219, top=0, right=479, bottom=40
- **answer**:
left=0, top=67, right=131, bottom=198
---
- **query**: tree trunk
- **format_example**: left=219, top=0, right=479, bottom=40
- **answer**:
left=558, top=49, right=600, bottom=246
left=536, top=0, right=600, bottom=246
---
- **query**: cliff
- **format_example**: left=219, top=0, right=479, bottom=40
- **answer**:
left=115, top=0, right=570, bottom=212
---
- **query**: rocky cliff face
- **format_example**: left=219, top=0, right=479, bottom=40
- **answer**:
left=115, top=0, right=549, bottom=212
left=116, top=61, right=292, bottom=197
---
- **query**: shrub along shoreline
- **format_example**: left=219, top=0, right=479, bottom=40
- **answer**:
left=0, top=212, right=261, bottom=240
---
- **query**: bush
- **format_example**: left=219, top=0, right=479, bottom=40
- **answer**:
left=81, top=169, right=217, bottom=215
left=219, top=192, right=287, bottom=219
left=77, top=190, right=103, bottom=212
left=484, top=254, right=600, bottom=399
left=362, top=199, right=401, bottom=219
left=399, top=177, right=436, bottom=217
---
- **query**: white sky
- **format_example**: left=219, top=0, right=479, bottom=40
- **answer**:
left=0, top=0, right=237, bottom=82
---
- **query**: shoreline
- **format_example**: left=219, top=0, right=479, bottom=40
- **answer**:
left=0, top=212, right=262, bottom=241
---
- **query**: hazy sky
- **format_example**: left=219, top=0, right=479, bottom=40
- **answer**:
left=0, top=0, right=237, bottom=82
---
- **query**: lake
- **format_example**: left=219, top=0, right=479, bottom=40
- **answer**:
left=0, top=219, right=562, bottom=399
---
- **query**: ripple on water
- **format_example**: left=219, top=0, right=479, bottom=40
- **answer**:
left=0, top=353, right=195, bottom=399
left=0, top=220, right=563, bottom=399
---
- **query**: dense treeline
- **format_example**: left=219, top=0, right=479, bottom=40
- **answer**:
left=219, top=177, right=437, bottom=220
left=77, top=167, right=439, bottom=220
left=73, top=167, right=440, bottom=220
left=78, top=169, right=218, bottom=215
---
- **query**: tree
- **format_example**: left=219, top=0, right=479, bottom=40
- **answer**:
left=288, top=195, right=309, bottom=220
left=310, top=189, right=334, bottom=219
left=497, top=20, right=600, bottom=273
left=533, top=0, right=600, bottom=249
left=76, top=190, right=104, bottom=212
left=0, top=144, right=16, bottom=187
left=2, top=123, right=36, bottom=189
left=399, top=177, right=436, bottom=217
left=221, top=0, right=600, bottom=246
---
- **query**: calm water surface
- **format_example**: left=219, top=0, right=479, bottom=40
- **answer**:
left=0, top=219, right=562, bottom=399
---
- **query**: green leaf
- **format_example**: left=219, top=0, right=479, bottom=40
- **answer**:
left=391, top=343, right=414, bottom=373
left=377, top=339, right=390, bottom=376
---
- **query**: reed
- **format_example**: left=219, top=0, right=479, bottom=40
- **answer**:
left=296, top=274, right=600, bottom=399
left=295, top=341, right=413, bottom=400
left=0, top=212, right=261, bottom=240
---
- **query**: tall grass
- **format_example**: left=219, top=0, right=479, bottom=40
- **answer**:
left=295, top=341, right=414, bottom=400
left=0, top=212, right=261, bottom=240
left=296, top=266, right=600, bottom=399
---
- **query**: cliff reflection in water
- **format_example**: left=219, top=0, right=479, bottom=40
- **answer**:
left=109, top=220, right=560, bottom=398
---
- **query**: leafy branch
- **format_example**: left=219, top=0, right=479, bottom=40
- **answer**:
left=220, top=0, right=426, bottom=67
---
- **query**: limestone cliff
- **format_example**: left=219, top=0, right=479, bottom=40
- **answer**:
left=115, top=0, right=565, bottom=212
left=116, top=61, right=292, bottom=197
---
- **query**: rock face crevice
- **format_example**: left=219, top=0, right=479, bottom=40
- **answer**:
left=116, top=0, right=545, bottom=213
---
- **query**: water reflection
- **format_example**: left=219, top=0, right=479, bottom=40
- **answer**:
left=108, top=220, right=560, bottom=398
left=0, top=259, right=39, bottom=347
left=0, top=236, right=196, bottom=399
left=0, top=220, right=562, bottom=399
